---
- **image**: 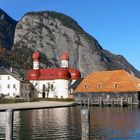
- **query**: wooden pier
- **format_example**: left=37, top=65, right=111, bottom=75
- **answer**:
left=76, top=97, right=135, bottom=107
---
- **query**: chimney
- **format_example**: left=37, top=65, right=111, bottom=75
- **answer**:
left=10, top=67, right=13, bottom=73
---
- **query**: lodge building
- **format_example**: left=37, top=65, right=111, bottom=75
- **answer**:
left=74, top=70, right=140, bottom=106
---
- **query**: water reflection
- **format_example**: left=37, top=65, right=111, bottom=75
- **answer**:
left=0, top=111, right=21, bottom=140
left=1, top=106, right=140, bottom=139
left=14, top=107, right=81, bottom=140
left=90, top=106, right=140, bottom=139
left=0, top=112, right=6, bottom=139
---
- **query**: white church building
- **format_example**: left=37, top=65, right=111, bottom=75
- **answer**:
left=27, top=51, right=81, bottom=98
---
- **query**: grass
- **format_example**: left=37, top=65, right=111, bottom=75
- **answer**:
left=0, top=98, right=27, bottom=104
left=0, top=98, right=75, bottom=104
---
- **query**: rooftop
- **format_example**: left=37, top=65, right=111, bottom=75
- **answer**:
left=27, top=67, right=81, bottom=80
left=0, top=67, right=28, bottom=82
left=75, top=70, right=140, bottom=93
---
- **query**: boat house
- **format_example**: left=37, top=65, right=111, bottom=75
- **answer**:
left=74, top=70, right=140, bottom=106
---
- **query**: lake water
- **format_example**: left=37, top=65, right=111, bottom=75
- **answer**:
left=1, top=106, right=140, bottom=139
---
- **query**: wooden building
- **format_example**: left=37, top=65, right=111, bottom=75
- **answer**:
left=74, top=70, right=140, bottom=106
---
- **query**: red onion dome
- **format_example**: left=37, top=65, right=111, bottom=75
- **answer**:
left=60, top=52, right=69, bottom=60
left=32, top=50, right=40, bottom=61
left=68, top=68, right=81, bottom=80
left=27, top=69, right=40, bottom=80
left=56, top=68, right=71, bottom=79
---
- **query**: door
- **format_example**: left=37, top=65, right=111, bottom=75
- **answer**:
left=42, top=92, right=45, bottom=98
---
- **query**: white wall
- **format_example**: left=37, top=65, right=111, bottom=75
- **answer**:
left=30, top=79, right=70, bottom=98
left=0, top=75, right=20, bottom=97
left=55, top=79, right=70, bottom=98
left=20, top=82, right=30, bottom=98
left=0, top=74, right=30, bottom=98
left=30, top=80, right=56, bottom=98
left=71, top=80, right=76, bottom=85
left=61, top=60, right=68, bottom=68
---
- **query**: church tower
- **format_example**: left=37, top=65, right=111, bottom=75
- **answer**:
left=60, top=52, right=69, bottom=68
left=32, top=50, right=40, bottom=69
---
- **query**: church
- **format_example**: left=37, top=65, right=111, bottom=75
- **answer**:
left=27, top=51, right=81, bottom=98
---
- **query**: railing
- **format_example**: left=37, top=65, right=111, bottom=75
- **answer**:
left=76, top=97, right=135, bottom=107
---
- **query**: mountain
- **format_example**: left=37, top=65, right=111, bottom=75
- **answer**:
left=0, top=9, right=17, bottom=69
left=0, top=10, right=140, bottom=77
left=0, top=9, right=17, bottom=50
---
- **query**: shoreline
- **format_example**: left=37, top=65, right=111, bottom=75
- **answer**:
left=0, top=101, right=77, bottom=111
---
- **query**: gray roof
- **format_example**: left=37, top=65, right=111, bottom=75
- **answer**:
left=0, top=67, right=29, bottom=83
left=70, top=78, right=83, bottom=90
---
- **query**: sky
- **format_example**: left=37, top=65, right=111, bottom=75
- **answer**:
left=1, top=0, right=140, bottom=70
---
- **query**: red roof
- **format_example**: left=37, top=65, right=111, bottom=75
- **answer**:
left=60, top=52, right=69, bottom=60
left=27, top=68, right=71, bottom=80
left=27, top=67, right=81, bottom=80
left=68, top=68, right=81, bottom=80
left=32, top=50, right=40, bottom=61
left=27, top=69, right=41, bottom=80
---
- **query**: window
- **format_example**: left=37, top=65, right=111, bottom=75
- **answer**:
left=13, top=93, right=15, bottom=96
left=84, top=85, right=88, bottom=89
left=114, top=83, right=120, bottom=88
left=0, top=76, right=1, bottom=80
left=13, top=84, right=16, bottom=88
left=8, top=76, right=10, bottom=80
left=21, top=84, right=23, bottom=89
left=98, top=83, right=103, bottom=88
left=7, top=93, right=10, bottom=96
left=7, top=84, right=10, bottom=88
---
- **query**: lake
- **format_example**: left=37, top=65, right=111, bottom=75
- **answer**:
left=1, top=106, right=140, bottom=139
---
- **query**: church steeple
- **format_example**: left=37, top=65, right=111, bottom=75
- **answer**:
left=60, top=52, right=69, bottom=68
left=32, top=50, right=40, bottom=69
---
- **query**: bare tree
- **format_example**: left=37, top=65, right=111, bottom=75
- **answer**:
left=42, top=83, right=56, bottom=98
left=28, top=82, right=38, bottom=99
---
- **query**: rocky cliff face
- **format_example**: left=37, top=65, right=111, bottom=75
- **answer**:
left=0, top=9, right=17, bottom=50
left=0, top=10, right=140, bottom=77
left=0, top=9, right=17, bottom=68
left=12, top=11, right=140, bottom=77
left=13, top=12, right=107, bottom=75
